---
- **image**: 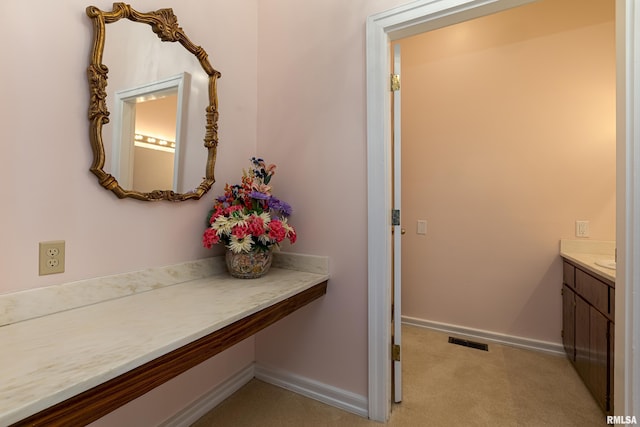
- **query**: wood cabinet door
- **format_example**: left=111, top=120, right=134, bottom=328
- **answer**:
left=562, top=284, right=576, bottom=362
left=563, top=262, right=575, bottom=288
left=575, top=296, right=590, bottom=383
left=561, top=259, right=614, bottom=415
left=576, top=270, right=610, bottom=316
left=590, top=308, right=609, bottom=412
left=609, top=325, right=614, bottom=414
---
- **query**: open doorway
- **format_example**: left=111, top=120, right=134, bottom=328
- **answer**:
left=394, top=0, right=614, bottom=420
left=367, top=0, right=639, bottom=422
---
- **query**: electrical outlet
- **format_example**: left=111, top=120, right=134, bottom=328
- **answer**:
left=39, top=240, right=65, bottom=275
left=575, top=221, right=590, bottom=238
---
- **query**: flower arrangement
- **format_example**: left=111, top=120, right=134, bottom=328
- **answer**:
left=203, top=157, right=297, bottom=254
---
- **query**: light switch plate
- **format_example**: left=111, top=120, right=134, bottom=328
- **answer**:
left=575, top=220, right=589, bottom=238
left=417, top=220, right=427, bottom=235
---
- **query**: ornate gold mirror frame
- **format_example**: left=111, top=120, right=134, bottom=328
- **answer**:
left=86, top=3, right=221, bottom=201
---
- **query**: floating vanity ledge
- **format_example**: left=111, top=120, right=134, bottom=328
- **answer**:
left=0, top=252, right=329, bottom=426
left=560, top=239, right=615, bottom=283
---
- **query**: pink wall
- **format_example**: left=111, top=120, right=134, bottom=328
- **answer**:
left=4, top=0, right=602, bottom=423
left=1, top=0, right=412, bottom=421
left=0, top=0, right=258, bottom=290
left=1, top=0, right=258, bottom=424
left=91, top=339, right=254, bottom=426
left=253, top=0, right=410, bottom=397
left=398, top=0, right=615, bottom=342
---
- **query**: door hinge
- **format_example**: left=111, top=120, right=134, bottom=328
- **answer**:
left=392, top=209, right=400, bottom=226
left=391, top=74, right=400, bottom=92
left=392, top=344, right=401, bottom=361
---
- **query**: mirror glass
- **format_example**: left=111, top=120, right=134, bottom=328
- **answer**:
left=110, top=72, right=189, bottom=193
left=87, top=3, right=221, bottom=201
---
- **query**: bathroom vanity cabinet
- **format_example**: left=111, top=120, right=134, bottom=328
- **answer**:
left=562, top=259, right=614, bottom=414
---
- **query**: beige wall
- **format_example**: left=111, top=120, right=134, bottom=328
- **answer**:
left=132, top=146, right=174, bottom=192
left=136, top=95, right=178, bottom=143
left=133, top=96, right=177, bottom=192
left=398, top=0, right=615, bottom=343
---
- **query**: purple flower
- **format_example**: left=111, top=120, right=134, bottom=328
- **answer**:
left=268, top=197, right=292, bottom=216
left=249, top=191, right=270, bottom=200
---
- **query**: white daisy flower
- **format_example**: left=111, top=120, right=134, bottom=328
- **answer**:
left=212, top=216, right=232, bottom=235
left=229, top=236, right=253, bottom=253
left=258, top=234, right=272, bottom=245
left=258, top=211, right=271, bottom=223
left=228, top=212, right=249, bottom=228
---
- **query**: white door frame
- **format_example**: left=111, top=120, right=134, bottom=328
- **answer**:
left=366, top=0, right=640, bottom=421
left=391, top=43, right=403, bottom=404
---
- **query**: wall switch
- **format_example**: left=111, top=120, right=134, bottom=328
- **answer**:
left=417, top=220, right=427, bottom=235
left=575, top=221, right=590, bottom=238
left=39, top=240, right=65, bottom=275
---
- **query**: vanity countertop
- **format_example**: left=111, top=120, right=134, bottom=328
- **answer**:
left=0, top=254, right=329, bottom=426
left=560, top=239, right=615, bottom=283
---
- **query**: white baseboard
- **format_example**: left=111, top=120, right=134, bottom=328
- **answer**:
left=255, top=364, right=369, bottom=418
left=160, top=362, right=368, bottom=426
left=402, top=315, right=565, bottom=356
left=153, top=318, right=561, bottom=427
left=159, top=363, right=255, bottom=427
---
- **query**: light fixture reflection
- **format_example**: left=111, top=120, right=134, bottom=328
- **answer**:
left=134, top=134, right=175, bottom=153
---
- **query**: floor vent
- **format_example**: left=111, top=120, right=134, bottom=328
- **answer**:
left=448, top=337, right=489, bottom=351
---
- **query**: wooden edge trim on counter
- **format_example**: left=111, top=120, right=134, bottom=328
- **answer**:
left=11, top=281, right=328, bottom=427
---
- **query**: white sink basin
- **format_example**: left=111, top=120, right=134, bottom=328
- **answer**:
left=595, top=259, right=616, bottom=270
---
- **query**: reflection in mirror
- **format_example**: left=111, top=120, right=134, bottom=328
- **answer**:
left=86, top=3, right=221, bottom=201
left=111, top=73, right=190, bottom=193
left=131, top=92, right=178, bottom=192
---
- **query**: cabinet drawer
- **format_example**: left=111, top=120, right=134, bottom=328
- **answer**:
left=563, top=262, right=575, bottom=288
left=576, top=269, right=610, bottom=316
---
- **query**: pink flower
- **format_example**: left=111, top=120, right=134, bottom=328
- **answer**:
left=202, top=228, right=220, bottom=248
left=210, top=207, right=224, bottom=224
left=202, top=159, right=297, bottom=251
left=232, top=225, right=250, bottom=239
left=268, top=219, right=287, bottom=243
left=252, top=182, right=272, bottom=194
left=247, top=216, right=266, bottom=237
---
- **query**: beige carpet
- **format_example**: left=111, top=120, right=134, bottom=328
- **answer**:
left=192, top=325, right=606, bottom=426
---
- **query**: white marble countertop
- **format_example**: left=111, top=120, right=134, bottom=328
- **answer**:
left=560, top=240, right=616, bottom=283
left=0, top=253, right=329, bottom=426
